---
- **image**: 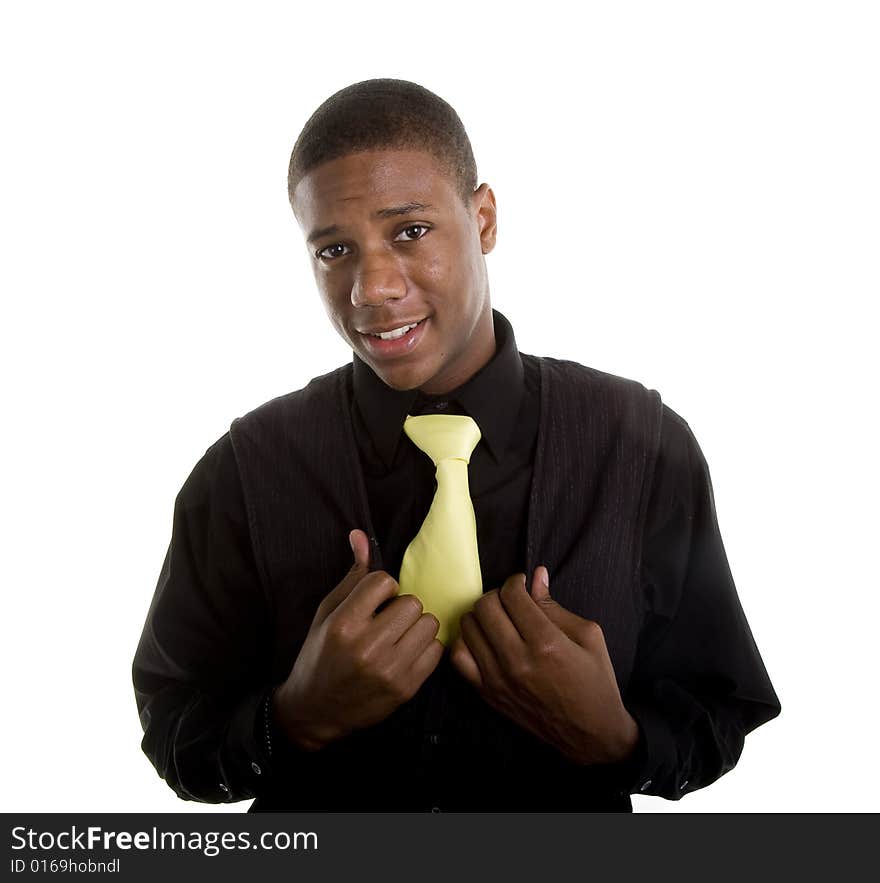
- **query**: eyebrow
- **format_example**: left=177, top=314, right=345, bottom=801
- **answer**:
left=306, top=202, right=436, bottom=244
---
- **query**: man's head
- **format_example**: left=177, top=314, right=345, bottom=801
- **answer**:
left=288, top=79, right=498, bottom=394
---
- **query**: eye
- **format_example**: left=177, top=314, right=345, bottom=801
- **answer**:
left=394, top=224, right=431, bottom=242
left=316, top=243, right=351, bottom=261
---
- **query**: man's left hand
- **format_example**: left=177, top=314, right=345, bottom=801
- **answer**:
left=449, top=567, right=640, bottom=766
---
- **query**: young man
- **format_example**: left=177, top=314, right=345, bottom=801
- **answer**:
left=133, top=78, right=780, bottom=812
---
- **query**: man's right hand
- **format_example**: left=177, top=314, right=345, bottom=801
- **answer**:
left=271, top=529, right=444, bottom=751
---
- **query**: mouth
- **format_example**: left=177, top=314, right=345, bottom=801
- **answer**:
left=357, top=317, right=429, bottom=359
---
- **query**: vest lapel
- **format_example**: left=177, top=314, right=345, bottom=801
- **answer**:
left=524, top=355, right=662, bottom=689
left=337, top=366, right=384, bottom=572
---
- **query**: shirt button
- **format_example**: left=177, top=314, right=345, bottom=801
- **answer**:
left=251, top=762, right=262, bottom=775
left=639, top=779, right=652, bottom=793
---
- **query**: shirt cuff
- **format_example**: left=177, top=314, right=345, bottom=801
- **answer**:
left=217, top=684, right=282, bottom=801
left=619, top=701, right=679, bottom=796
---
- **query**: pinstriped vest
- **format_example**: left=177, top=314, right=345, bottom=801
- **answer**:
left=231, top=354, right=662, bottom=809
left=229, top=354, right=662, bottom=696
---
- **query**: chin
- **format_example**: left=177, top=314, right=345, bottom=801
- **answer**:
left=374, top=369, right=423, bottom=392
left=371, top=360, right=435, bottom=392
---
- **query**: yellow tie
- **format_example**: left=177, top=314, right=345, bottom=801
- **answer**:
left=398, top=414, right=483, bottom=645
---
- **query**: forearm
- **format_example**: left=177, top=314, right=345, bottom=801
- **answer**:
left=133, top=435, right=282, bottom=804
left=626, top=409, right=781, bottom=799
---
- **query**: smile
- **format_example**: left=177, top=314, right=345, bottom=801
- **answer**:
left=368, top=322, right=420, bottom=341
left=358, top=318, right=429, bottom=359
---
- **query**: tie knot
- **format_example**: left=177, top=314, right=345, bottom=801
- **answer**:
left=403, top=414, right=481, bottom=466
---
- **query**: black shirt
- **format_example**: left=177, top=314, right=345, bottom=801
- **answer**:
left=133, top=309, right=780, bottom=810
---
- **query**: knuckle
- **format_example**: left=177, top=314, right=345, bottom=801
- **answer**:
left=582, top=620, right=603, bottom=643
left=535, top=638, right=558, bottom=660
left=349, top=641, right=375, bottom=672
left=449, top=641, right=466, bottom=666
left=360, top=570, right=391, bottom=593
left=398, top=593, right=423, bottom=617
left=381, top=670, right=410, bottom=703
left=474, top=591, right=495, bottom=613
left=501, top=575, right=524, bottom=596
left=326, top=617, right=356, bottom=645
left=377, top=571, right=400, bottom=593
left=508, top=655, right=532, bottom=681
left=373, top=660, right=396, bottom=687
left=394, top=681, right=414, bottom=704
left=484, top=669, right=505, bottom=693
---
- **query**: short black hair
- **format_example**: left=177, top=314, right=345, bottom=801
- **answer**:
left=288, top=78, right=478, bottom=207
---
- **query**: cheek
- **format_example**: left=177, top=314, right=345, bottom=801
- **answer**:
left=418, top=249, right=460, bottom=290
left=314, top=293, right=349, bottom=340
left=315, top=276, right=349, bottom=316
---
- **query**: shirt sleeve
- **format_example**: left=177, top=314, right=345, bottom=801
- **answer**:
left=620, top=405, right=781, bottom=799
left=132, top=432, right=289, bottom=804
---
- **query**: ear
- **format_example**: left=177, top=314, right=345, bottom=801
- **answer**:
left=471, top=183, right=497, bottom=254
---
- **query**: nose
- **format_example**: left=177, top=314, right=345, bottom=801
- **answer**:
left=350, top=259, right=407, bottom=308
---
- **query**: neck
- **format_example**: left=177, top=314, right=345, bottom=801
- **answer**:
left=419, top=316, right=496, bottom=396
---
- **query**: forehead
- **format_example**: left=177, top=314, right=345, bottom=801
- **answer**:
left=291, top=149, right=460, bottom=226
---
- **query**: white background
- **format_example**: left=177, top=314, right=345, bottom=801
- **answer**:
left=2, top=0, right=876, bottom=813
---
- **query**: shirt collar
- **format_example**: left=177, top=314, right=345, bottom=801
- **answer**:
left=352, top=308, right=525, bottom=469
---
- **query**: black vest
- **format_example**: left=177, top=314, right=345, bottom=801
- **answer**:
left=229, top=354, right=662, bottom=811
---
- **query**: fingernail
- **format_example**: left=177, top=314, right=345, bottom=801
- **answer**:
left=541, top=567, right=549, bottom=589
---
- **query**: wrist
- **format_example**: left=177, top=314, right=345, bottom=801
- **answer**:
left=607, top=709, right=640, bottom=764
left=563, top=709, right=641, bottom=767
left=271, top=684, right=338, bottom=752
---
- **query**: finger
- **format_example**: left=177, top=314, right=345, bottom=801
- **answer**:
left=403, top=637, right=445, bottom=693
left=449, top=634, right=483, bottom=688
left=313, top=529, right=372, bottom=625
left=471, top=586, right=523, bottom=668
left=459, top=611, right=504, bottom=687
left=349, top=528, right=371, bottom=569
left=498, top=571, right=558, bottom=646
left=529, top=565, right=550, bottom=602
left=528, top=566, right=597, bottom=648
left=373, top=593, right=427, bottom=644
left=394, top=610, right=441, bottom=659
left=334, top=569, right=401, bottom=623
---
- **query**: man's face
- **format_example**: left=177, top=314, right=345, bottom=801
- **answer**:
left=291, top=149, right=497, bottom=394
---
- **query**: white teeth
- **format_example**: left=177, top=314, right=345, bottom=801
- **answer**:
left=371, top=322, right=418, bottom=340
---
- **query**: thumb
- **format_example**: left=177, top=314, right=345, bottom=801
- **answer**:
left=529, top=565, right=551, bottom=603
left=529, top=566, right=594, bottom=648
left=313, top=529, right=371, bottom=626
left=349, top=528, right=371, bottom=570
